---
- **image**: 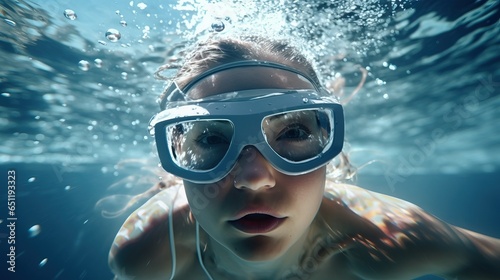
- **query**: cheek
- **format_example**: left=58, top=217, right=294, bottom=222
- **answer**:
left=296, top=167, right=325, bottom=193
left=286, top=167, right=326, bottom=210
left=183, top=180, right=229, bottom=218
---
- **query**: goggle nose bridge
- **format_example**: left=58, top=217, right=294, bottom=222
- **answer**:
left=222, top=118, right=273, bottom=168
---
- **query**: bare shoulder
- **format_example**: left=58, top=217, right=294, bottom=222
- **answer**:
left=323, top=183, right=431, bottom=233
left=322, top=183, right=500, bottom=279
left=109, top=184, right=197, bottom=280
left=324, top=183, right=421, bottom=218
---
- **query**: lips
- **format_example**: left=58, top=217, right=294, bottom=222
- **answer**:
left=229, top=213, right=286, bottom=234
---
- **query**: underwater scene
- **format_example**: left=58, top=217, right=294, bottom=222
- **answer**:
left=1, top=0, right=499, bottom=279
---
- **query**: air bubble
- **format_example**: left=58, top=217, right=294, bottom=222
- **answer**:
left=120, top=20, right=127, bottom=27
left=78, top=60, right=90, bottom=71
left=63, top=9, right=77, bottom=20
left=211, top=20, right=225, bottom=32
left=302, top=97, right=309, bottom=103
left=39, top=258, right=48, bottom=267
left=375, top=78, right=386, bottom=85
left=105, top=29, right=121, bottom=42
left=94, top=59, right=103, bottom=68
left=28, top=225, right=41, bottom=237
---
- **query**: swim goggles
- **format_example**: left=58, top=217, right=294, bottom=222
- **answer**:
left=149, top=89, right=344, bottom=183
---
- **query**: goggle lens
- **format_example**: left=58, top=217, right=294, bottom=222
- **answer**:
left=262, top=109, right=331, bottom=162
left=166, top=120, right=234, bottom=171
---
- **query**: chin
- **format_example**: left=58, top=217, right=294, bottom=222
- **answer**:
left=229, top=235, right=290, bottom=262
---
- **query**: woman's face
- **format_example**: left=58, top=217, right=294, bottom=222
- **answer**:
left=182, top=66, right=327, bottom=262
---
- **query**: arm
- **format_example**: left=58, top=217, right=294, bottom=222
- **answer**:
left=445, top=227, right=500, bottom=279
left=327, top=184, right=500, bottom=279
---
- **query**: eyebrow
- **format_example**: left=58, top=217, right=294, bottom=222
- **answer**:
left=267, top=110, right=315, bottom=122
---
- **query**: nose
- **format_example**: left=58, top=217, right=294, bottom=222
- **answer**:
left=232, top=146, right=276, bottom=191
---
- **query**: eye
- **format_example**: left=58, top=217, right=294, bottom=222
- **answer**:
left=276, top=124, right=311, bottom=141
left=196, top=132, right=229, bottom=147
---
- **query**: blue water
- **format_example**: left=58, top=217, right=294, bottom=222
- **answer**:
left=1, top=0, right=499, bottom=279
left=0, top=164, right=119, bottom=279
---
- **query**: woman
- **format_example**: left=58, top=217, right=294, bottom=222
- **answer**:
left=108, top=36, right=500, bottom=279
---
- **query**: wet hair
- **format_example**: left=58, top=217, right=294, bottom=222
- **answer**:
left=155, top=35, right=322, bottom=102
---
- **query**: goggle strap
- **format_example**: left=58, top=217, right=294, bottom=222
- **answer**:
left=181, top=60, right=323, bottom=93
left=160, top=81, right=187, bottom=108
left=159, top=60, right=332, bottom=109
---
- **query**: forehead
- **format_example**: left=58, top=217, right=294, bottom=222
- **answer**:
left=186, top=66, right=315, bottom=99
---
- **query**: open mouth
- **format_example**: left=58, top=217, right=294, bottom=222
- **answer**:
left=229, top=214, right=286, bottom=234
